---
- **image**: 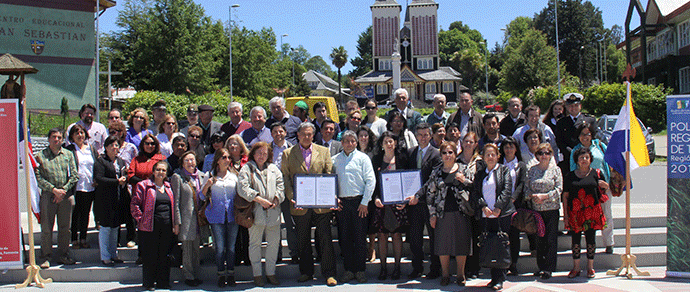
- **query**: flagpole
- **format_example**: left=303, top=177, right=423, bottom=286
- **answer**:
left=606, top=80, right=650, bottom=279
left=16, top=74, right=52, bottom=288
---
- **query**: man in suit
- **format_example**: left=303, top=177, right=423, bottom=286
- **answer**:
left=405, top=123, right=443, bottom=279
left=281, top=122, right=338, bottom=286
left=447, top=92, right=484, bottom=138
left=556, top=93, right=596, bottom=173
left=315, top=119, right=342, bottom=157
left=499, top=97, right=525, bottom=137
left=313, top=102, right=341, bottom=142
left=196, top=104, right=222, bottom=149
left=267, top=96, right=302, bottom=145
left=385, top=88, right=423, bottom=131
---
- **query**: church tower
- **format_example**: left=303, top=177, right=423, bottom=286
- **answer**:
left=406, top=0, right=439, bottom=71
left=371, top=0, right=401, bottom=72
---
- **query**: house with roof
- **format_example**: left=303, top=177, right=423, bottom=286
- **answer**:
left=354, top=0, right=466, bottom=103
left=302, top=69, right=351, bottom=97
left=621, top=0, right=690, bottom=93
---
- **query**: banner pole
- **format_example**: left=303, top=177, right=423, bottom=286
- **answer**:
left=15, top=73, right=52, bottom=288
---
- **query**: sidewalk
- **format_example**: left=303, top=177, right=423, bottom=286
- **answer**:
left=1, top=266, right=688, bottom=291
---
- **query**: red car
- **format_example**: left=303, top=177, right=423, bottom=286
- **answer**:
left=484, top=102, right=503, bottom=112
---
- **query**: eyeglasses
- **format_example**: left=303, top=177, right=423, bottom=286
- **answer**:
left=365, top=106, right=377, bottom=110
left=144, top=141, right=156, bottom=146
left=108, top=116, right=120, bottom=120
left=441, top=151, right=455, bottom=155
left=133, top=116, right=145, bottom=120
left=536, top=151, right=552, bottom=156
left=351, top=117, right=362, bottom=121
left=189, top=134, right=201, bottom=139
left=154, top=168, right=167, bottom=172
left=221, top=155, right=231, bottom=160
left=579, top=133, right=592, bottom=137
left=165, top=122, right=175, bottom=126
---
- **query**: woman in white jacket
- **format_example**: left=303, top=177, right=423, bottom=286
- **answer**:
left=238, top=141, right=285, bottom=287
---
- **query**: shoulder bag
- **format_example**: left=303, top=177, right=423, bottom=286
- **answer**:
left=478, top=222, right=512, bottom=269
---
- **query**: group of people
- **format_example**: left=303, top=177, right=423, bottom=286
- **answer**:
left=33, top=89, right=614, bottom=290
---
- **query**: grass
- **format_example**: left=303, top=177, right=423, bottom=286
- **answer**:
left=653, top=129, right=667, bottom=136
left=28, top=111, right=110, bottom=137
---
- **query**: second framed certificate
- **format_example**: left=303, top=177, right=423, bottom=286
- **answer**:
left=294, top=174, right=338, bottom=209
left=379, top=170, right=422, bottom=205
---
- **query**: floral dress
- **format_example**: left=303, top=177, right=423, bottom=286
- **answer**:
left=564, top=170, right=607, bottom=232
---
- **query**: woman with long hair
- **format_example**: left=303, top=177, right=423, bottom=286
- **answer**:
left=224, top=134, right=250, bottom=266
left=65, top=124, right=98, bottom=249
left=542, top=99, right=565, bottom=133
left=156, top=114, right=179, bottom=158
left=238, top=142, right=284, bottom=286
left=457, top=131, right=483, bottom=279
left=386, top=110, right=417, bottom=150
left=371, top=131, right=410, bottom=280
left=363, top=98, right=387, bottom=136
left=200, top=148, right=240, bottom=287
left=130, top=161, right=177, bottom=290
left=93, top=135, right=128, bottom=266
left=357, top=125, right=377, bottom=157
left=202, top=131, right=227, bottom=172
left=126, top=108, right=153, bottom=147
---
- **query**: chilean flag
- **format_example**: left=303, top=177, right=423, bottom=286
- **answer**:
left=19, top=104, right=41, bottom=223
left=604, top=82, right=651, bottom=181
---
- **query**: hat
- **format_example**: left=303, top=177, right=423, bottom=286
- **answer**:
left=187, top=104, right=198, bottom=113
left=152, top=99, right=167, bottom=111
left=563, top=92, right=584, bottom=104
left=295, top=100, right=308, bottom=111
left=198, top=104, right=215, bottom=112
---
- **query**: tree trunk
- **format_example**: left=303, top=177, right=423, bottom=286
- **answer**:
left=338, top=69, right=343, bottom=109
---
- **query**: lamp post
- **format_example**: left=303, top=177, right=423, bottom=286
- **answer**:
left=229, top=4, right=239, bottom=101
left=555, top=0, right=561, bottom=98
left=280, top=34, right=288, bottom=58
left=291, top=47, right=295, bottom=87
left=479, top=40, right=488, bottom=94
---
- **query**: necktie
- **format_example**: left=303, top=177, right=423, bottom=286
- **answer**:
left=417, top=150, right=423, bottom=169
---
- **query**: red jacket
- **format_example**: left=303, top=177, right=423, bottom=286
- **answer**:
left=130, top=179, right=176, bottom=232
left=127, top=153, right=165, bottom=186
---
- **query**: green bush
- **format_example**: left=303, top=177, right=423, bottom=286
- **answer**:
left=122, top=90, right=269, bottom=124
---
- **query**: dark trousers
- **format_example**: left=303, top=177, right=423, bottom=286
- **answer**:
left=536, top=210, right=559, bottom=272
left=571, top=229, right=596, bottom=259
left=408, top=203, right=440, bottom=273
left=465, top=216, right=482, bottom=275
left=235, top=225, right=250, bottom=264
left=294, top=210, right=336, bottom=278
left=279, top=199, right=299, bottom=259
left=140, top=217, right=173, bottom=288
left=71, top=191, right=95, bottom=241
left=480, top=216, right=512, bottom=284
left=508, top=227, right=538, bottom=266
left=336, top=197, right=367, bottom=273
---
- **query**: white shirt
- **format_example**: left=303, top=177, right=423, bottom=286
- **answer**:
left=156, top=133, right=173, bottom=158
left=504, top=158, right=519, bottom=193
left=75, top=145, right=95, bottom=192
left=482, top=164, right=499, bottom=218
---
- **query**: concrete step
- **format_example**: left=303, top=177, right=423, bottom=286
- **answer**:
left=1, top=245, right=666, bottom=283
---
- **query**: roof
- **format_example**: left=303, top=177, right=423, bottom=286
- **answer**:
left=371, top=0, right=400, bottom=8
left=409, top=0, right=438, bottom=6
left=355, top=66, right=462, bottom=84
left=303, top=70, right=351, bottom=96
left=354, top=70, right=392, bottom=83
left=95, top=0, right=117, bottom=10
left=417, top=69, right=462, bottom=81
left=0, top=53, right=38, bottom=75
left=653, top=0, right=686, bottom=16
left=646, top=0, right=690, bottom=24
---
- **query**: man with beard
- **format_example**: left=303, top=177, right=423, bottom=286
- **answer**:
left=478, top=114, right=505, bottom=148
left=67, top=103, right=107, bottom=153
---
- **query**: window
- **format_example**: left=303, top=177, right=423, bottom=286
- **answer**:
left=647, top=40, right=657, bottom=61
left=377, top=84, right=388, bottom=95
left=442, top=82, right=454, bottom=93
left=679, top=20, right=690, bottom=49
left=647, top=77, right=656, bottom=86
left=417, top=57, right=433, bottom=70
left=680, top=67, right=690, bottom=93
left=379, top=59, right=391, bottom=71
left=425, top=82, right=436, bottom=94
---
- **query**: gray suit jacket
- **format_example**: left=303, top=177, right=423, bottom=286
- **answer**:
left=172, top=170, right=209, bottom=241
left=317, top=139, right=343, bottom=157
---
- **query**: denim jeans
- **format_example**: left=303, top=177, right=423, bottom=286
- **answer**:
left=210, top=221, right=239, bottom=273
left=98, top=226, right=118, bottom=261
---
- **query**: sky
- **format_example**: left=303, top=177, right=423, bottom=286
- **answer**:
left=97, top=0, right=636, bottom=74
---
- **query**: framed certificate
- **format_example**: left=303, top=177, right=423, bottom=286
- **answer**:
left=294, top=174, right=338, bottom=208
left=379, top=170, right=422, bottom=205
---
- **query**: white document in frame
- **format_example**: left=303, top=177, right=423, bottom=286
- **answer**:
left=381, top=172, right=404, bottom=203
left=295, top=176, right=317, bottom=206
left=401, top=171, right=422, bottom=199
left=315, top=176, right=336, bottom=206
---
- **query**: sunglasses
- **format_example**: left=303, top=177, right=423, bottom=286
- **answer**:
left=365, top=106, right=377, bottom=110
left=144, top=142, right=156, bottom=146
left=221, top=155, right=231, bottom=160
left=189, top=134, right=201, bottom=139
left=536, top=151, right=552, bottom=156
left=165, top=122, right=175, bottom=126
left=441, top=151, right=455, bottom=155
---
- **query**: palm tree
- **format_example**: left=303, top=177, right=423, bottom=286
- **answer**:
left=329, top=46, right=348, bottom=107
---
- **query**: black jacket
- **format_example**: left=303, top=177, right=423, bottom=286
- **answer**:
left=509, top=161, right=529, bottom=209
left=407, top=145, right=442, bottom=194
left=473, top=164, right=516, bottom=219
left=555, top=114, right=596, bottom=158
left=93, top=155, right=129, bottom=228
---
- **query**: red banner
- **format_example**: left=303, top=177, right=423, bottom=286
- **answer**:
left=0, top=100, right=22, bottom=269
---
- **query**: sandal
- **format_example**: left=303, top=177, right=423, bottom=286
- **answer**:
left=587, top=269, right=596, bottom=278
left=567, top=269, right=580, bottom=278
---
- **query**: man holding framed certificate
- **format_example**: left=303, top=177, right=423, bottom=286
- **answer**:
left=281, top=122, right=338, bottom=286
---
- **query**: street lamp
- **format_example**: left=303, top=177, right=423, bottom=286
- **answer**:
left=554, top=0, right=561, bottom=98
left=479, top=40, right=488, bottom=94
left=229, top=4, right=239, bottom=101
left=280, top=34, right=288, bottom=58
left=290, top=47, right=295, bottom=87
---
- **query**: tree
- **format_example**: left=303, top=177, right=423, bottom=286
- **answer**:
left=450, top=49, right=483, bottom=93
left=349, top=26, right=372, bottom=78
left=231, top=27, right=282, bottom=99
left=499, top=28, right=558, bottom=93
left=60, top=97, right=69, bottom=129
left=330, top=46, right=348, bottom=106
left=534, top=0, right=606, bottom=86
left=304, top=56, right=335, bottom=79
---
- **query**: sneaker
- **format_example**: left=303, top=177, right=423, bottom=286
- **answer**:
left=39, top=259, right=50, bottom=269
left=127, top=241, right=136, bottom=248
left=326, top=276, right=338, bottom=286
left=266, top=275, right=280, bottom=285
left=355, top=271, right=367, bottom=283
left=57, top=256, right=76, bottom=265
left=341, top=271, right=355, bottom=283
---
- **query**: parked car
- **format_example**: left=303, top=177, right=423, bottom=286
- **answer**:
left=595, top=114, right=656, bottom=163
left=484, top=102, right=503, bottom=112
left=446, top=102, right=458, bottom=109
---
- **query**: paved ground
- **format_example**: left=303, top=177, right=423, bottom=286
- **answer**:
left=2, top=266, right=689, bottom=291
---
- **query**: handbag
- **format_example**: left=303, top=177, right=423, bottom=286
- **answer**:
left=478, top=223, right=511, bottom=269
left=608, top=167, right=624, bottom=197
left=511, top=208, right=538, bottom=234
left=195, top=181, right=211, bottom=227
left=595, top=169, right=609, bottom=203
left=234, top=194, right=255, bottom=228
